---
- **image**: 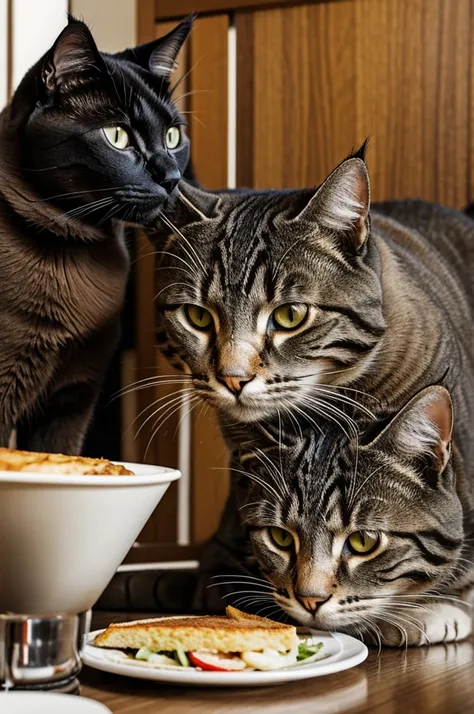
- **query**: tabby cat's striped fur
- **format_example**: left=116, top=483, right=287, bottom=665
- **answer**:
left=234, top=386, right=473, bottom=646
left=153, top=147, right=474, bottom=643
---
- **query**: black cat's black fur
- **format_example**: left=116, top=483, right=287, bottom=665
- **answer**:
left=0, top=15, right=193, bottom=454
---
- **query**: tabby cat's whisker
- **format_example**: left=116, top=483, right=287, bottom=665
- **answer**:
left=145, top=394, right=201, bottom=456
left=211, top=574, right=275, bottom=587
left=218, top=466, right=283, bottom=502
left=154, top=282, right=195, bottom=301
left=134, top=388, right=195, bottom=439
left=304, top=385, right=375, bottom=419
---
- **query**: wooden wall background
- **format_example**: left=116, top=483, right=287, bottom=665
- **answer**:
left=128, top=0, right=474, bottom=562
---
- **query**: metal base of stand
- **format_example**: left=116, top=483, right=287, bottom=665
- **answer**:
left=0, top=611, right=90, bottom=690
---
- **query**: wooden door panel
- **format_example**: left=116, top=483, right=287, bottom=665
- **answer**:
left=189, top=15, right=230, bottom=543
left=237, top=0, right=473, bottom=207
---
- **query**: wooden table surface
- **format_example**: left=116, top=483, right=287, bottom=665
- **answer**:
left=80, top=612, right=474, bottom=714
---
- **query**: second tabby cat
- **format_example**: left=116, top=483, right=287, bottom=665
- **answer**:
left=231, top=385, right=473, bottom=646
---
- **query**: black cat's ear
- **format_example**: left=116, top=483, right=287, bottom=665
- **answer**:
left=115, top=15, right=195, bottom=81
left=373, top=386, right=453, bottom=475
left=296, top=140, right=371, bottom=252
left=42, top=15, right=106, bottom=92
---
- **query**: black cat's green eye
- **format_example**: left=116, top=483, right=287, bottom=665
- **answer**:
left=272, top=304, right=308, bottom=330
left=346, top=531, right=380, bottom=555
left=269, top=527, right=294, bottom=550
left=103, top=126, right=130, bottom=150
left=184, top=304, right=213, bottom=331
left=166, top=126, right=181, bottom=150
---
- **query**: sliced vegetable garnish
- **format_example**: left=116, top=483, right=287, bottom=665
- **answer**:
left=297, top=641, right=323, bottom=661
left=188, top=652, right=247, bottom=671
left=176, top=645, right=190, bottom=667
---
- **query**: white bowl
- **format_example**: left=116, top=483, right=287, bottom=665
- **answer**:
left=0, top=462, right=180, bottom=614
left=0, top=692, right=111, bottom=713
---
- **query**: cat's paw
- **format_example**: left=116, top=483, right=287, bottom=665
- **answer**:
left=370, top=603, right=472, bottom=647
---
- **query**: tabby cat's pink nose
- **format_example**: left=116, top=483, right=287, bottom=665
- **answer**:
left=217, top=374, right=255, bottom=395
left=296, top=594, right=331, bottom=614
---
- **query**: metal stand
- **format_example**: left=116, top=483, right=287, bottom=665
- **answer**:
left=0, top=611, right=90, bottom=690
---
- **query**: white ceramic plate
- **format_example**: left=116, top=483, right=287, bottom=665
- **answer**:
left=83, top=628, right=368, bottom=687
left=0, top=692, right=111, bottom=713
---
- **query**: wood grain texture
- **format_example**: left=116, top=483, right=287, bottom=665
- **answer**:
left=155, top=0, right=346, bottom=22
left=82, top=611, right=474, bottom=714
left=237, top=0, right=473, bottom=207
left=137, top=0, right=157, bottom=44
left=189, top=15, right=230, bottom=543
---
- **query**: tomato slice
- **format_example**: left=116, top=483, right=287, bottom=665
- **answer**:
left=188, top=652, right=247, bottom=671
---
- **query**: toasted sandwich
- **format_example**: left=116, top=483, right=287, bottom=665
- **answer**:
left=93, top=606, right=323, bottom=671
left=0, top=447, right=133, bottom=475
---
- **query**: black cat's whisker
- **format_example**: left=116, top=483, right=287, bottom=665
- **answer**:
left=158, top=212, right=207, bottom=275
left=96, top=203, right=121, bottom=227
left=45, top=196, right=115, bottom=230
left=27, top=185, right=121, bottom=203
left=171, top=88, right=211, bottom=104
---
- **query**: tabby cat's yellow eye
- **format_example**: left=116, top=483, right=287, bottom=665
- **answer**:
left=347, top=531, right=380, bottom=555
left=103, top=126, right=130, bottom=150
left=166, top=126, right=181, bottom=150
left=272, top=304, right=308, bottom=330
left=184, top=304, right=213, bottom=331
left=269, top=527, right=294, bottom=550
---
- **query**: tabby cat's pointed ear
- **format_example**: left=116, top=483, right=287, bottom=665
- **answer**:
left=372, top=386, right=453, bottom=475
left=175, top=180, right=222, bottom=221
left=42, top=16, right=106, bottom=92
left=154, top=180, right=221, bottom=239
left=297, top=144, right=371, bottom=251
left=115, top=15, right=195, bottom=81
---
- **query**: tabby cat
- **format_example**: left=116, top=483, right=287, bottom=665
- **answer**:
left=142, top=147, right=474, bottom=639
left=232, top=385, right=473, bottom=646
left=0, top=15, right=192, bottom=453
left=157, top=145, right=473, bottom=454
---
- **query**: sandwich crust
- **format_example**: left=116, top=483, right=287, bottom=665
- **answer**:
left=0, top=448, right=133, bottom=475
left=94, top=607, right=298, bottom=653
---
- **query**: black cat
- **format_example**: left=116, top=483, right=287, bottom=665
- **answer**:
left=0, top=15, right=193, bottom=453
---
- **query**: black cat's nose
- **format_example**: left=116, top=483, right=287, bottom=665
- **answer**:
left=160, top=175, right=180, bottom=194
left=217, top=373, right=255, bottom=395
left=147, top=155, right=180, bottom=194
left=295, top=593, right=332, bottom=614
